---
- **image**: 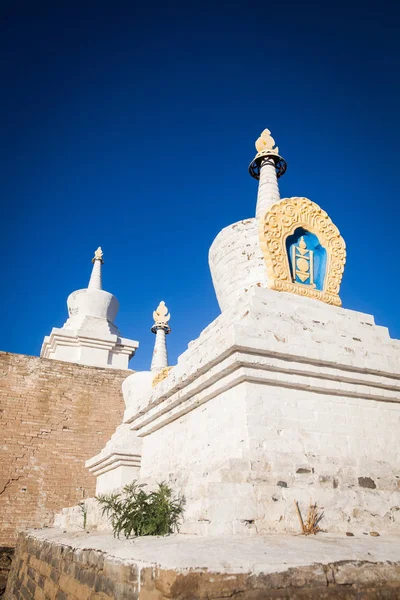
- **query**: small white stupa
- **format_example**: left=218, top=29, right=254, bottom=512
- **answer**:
left=85, top=301, right=172, bottom=495
left=40, top=247, right=138, bottom=369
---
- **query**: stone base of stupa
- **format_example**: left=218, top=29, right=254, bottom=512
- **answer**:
left=85, top=423, right=141, bottom=495
left=56, top=286, right=400, bottom=538
left=123, top=286, right=398, bottom=537
left=6, top=529, right=400, bottom=599
left=41, top=327, right=138, bottom=369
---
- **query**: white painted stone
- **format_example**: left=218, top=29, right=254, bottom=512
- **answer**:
left=209, top=219, right=268, bottom=312
left=54, top=497, right=111, bottom=532
left=122, top=371, right=154, bottom=410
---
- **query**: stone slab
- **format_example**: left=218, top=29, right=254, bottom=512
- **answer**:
left=20, top=528, right=400, bottom=574
left=5, top=529, right=400, bottom=599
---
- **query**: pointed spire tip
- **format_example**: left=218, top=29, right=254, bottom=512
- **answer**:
left=92, top=247, right=104, bottom=264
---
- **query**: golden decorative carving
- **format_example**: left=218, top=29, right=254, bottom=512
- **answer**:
left=292, top=236, right=315, bottom=286
left=152, top=366, right=173, bottom=387
left=92, top=247, right=104, bottom=264
left=259, top=197, right=346, bottom=306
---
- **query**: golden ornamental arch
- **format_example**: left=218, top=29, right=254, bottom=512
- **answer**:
left=259, top=197, right=346, bottom=306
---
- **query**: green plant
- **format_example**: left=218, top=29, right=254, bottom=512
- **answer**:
left=96, top=481, right=185, bottom=538
left=78, top=501, right=87, bottom=530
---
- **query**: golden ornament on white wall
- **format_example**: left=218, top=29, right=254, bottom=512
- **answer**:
left=259, top=197, right=346, bottom=306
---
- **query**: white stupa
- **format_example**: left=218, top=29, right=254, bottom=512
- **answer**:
left=56, top=130, right=400, bottom=539
left=40, top=247, right=138, bottom=369
left=85, top=301, right=172, bottom=495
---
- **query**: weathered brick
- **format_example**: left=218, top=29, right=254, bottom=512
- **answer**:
left=74, top=565, right=96, bottom=588
left=43, top=574, right=58, bottom=597
left=58, top=572, right=91, bottom=599
left=94, top=573, right=116, bottom=596
left=19, top=584, right=33, bottom=599
left=34, top=587, right=46, bottom=600
left=0, top=351, right=128, bottom=547
left=26, top=576, right=36, bottom=595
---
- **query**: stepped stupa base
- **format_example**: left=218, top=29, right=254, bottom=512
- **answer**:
left=41, top=328, right=138, bottom=369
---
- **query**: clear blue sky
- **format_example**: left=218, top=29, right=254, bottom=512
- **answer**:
left=1, top=1, right=399, bottom=370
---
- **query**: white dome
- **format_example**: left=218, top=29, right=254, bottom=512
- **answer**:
left=209, top=218, right=269, bottom=312
left=67, top=289, right=119, bottom=323
left=122, top=371, right=153, bottom=411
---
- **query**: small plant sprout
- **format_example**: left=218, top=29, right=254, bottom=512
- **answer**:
left=96, top=481, right=185, bottom=538
left=78, top=501, right=88, bottom=530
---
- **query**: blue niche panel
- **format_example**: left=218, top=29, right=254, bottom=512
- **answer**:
left=286, top=228, right=327, bottom=291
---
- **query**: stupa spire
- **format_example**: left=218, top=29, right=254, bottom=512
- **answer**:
left=249, top=128, right=287, bottom=220
left=150, top=301, right=171, bottom=372
left=88, top=247, right=104, bottom=290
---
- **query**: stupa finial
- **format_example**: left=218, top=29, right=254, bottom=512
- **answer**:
left=92, top=246, right=104, bottom=264
left=249, top=127, right=287, bottom=181
left=255, top=129, right=279, bottom=154
left=151, top=301, right=171, bottom=372
left=88, top=247, right=103, bottom=290
left=152, top=301, right=171, bottom=331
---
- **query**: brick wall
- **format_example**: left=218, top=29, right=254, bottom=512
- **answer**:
left=0, top=352, right=129, bottom=546
left=5, top=533, right=140, bottom=599
left=0, top=547, right=14, bottom=596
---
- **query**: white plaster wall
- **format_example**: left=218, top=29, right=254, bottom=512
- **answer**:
left=139, top=385, right=254, bottom=535
left=47, top=343, right=80, bottom=363
left=137, top=380, right=400, bottom=536
left=122, top=371, right=153, bottom=410
left=243, top=383, right=400, bottom=535
left=209, top=219, right=268, bottom=312
left=54, top=497, right=112, bottom=532
left=108, top=351, right=129, bottom=369
left=79, top=346, right=110, bottom=367
left=140, top=386, right=248, bottom=479
left=96, top=466, right=140, bottom=495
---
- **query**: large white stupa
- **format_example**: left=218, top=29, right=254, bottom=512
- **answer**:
left=40, top=247, right=138, bottom=369
left=57, top=129, right=400, bottom=538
